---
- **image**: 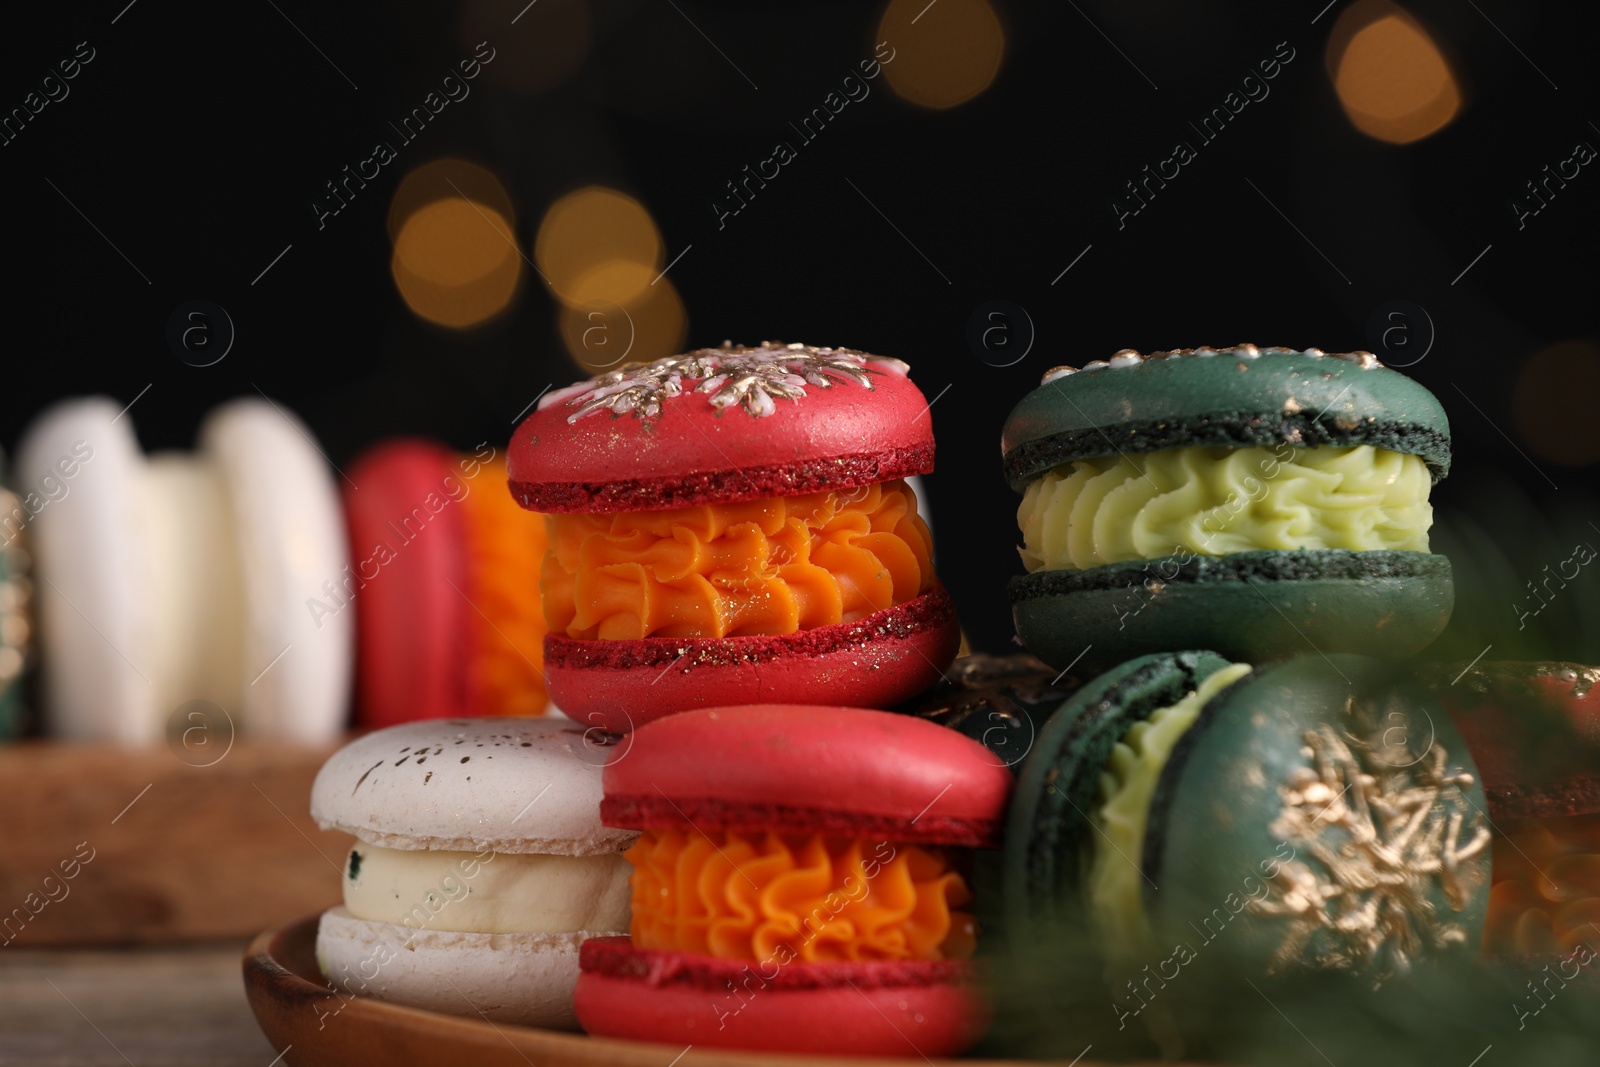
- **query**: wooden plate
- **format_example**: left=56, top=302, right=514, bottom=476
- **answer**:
left=243, top=915, right=1052, bottom=1067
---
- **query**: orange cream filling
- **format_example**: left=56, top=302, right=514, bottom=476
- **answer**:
left=626, top=827, right=975, bottom=963
left=541, top=480, right=934, bottom=641
left=460, top=457, right=549, bottom=716
left=1484, top=813, right=1600, bottom=955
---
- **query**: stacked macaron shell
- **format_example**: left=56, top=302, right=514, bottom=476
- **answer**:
left=310, top=718, right=635, bottom=1028
left=343, top=440, right=548, bottom=728
left=574, top=705, right=1013, bottom=1056
left=509, top=342, right=960, bottom=733
left=1005, top=651, right=1491, bottom=1048
left=15, top=397, right=350, bottom=744
left=1434, top=662, right=1600, bottom=959
left=1002, top=346, right=1454, bottom=675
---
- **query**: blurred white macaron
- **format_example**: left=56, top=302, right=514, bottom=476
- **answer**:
left=15, top=395, right=351, bottom=744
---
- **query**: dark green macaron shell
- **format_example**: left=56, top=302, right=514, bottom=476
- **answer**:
left=1002, top=347, right=1451, bottom=489
left=1002, top=347, right=1455, bottom=673
left=1004, top=650, right=1233, bottom=932
left=1005, top=651, right=1493, bottom=984
left=1012, top=549, right=1454, bottom=678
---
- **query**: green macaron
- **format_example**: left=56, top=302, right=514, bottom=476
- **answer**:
left=1003, top=650, right=1491, bottom=1046
left=1002, top=346, right=1454, bottom=676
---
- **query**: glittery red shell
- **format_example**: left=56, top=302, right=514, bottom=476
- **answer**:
left=598, top=695, right=1013, bottom=849
left=507, top=346, right=935, bottom=513
left=575, top=937, right=986, bottom=1056
left=547, top=587, right=960, bottom=734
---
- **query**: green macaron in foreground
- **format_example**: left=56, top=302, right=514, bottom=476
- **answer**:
left=1004, top=650, right=1491, bottom=1047
left=1002, top=345, right=1454, bottom=675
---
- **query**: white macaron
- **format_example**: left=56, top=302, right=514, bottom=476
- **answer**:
left=14, top=395, right=351, bottom=744
left=310, top=717, right=636, bottom=1029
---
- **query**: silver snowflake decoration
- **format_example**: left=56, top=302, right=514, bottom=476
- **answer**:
left=543, top=342, right=906, bottom=423
left=1247, top=717, right=1490, bottom=985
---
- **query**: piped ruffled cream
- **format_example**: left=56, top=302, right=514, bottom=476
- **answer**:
left=1018, top=444, right=1432, bottom=572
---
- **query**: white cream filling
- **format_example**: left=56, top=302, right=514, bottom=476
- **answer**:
left=343, top=843, right=631, bottom=935
left=139, top=454, right=245, bottom=719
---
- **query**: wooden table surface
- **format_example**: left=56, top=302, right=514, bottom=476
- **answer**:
left=0, top=942, right=277, bottom=1066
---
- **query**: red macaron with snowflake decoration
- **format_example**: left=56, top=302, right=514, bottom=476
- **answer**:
left=573, top=704, right=1013, bottom=1056
left=508, top=342, right=960, bottom=732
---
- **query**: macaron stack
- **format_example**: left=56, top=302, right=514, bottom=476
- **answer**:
left=310, top=718, right=633, bottom=1027
left=996, top=346, right=1499, bottom=1049
left=501, top=342, right=1010, bottom=1054
left=1002, top=345, right=1453, bottom=675
left=574, top=706, right=1012, bottom=1055
left=507, top=341, right=960, bottom=732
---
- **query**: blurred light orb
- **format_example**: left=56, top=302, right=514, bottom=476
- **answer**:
left=1328, top=2, right=1461, bottom=144
left=460, top=0, right=592, bottom=96
left=391, top=197, right=522, bottom=329
left=535, top=187, right=663, bottom=308
left=558, top=268, right=687, bottom=376
left=878, top=0, right=1005, bottom=110
left=565, top=259, right=657, bottom=309
left=388, top=159, right=514, bottom=245
left=1513, top=341, right=1600, bottom=466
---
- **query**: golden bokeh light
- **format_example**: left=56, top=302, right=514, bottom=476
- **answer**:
left=564, top=259, right=656, bottom=308
left=1513, top=341, right=1600, bottom=467
left=535, top=186, right=663, bottom=308
left=535, top=185, right=686, bottom=374
left=878, top=0, right=1005, bottom=110
left=557, top=270, right=687, bottom=376
left=387, top=159, right=514, bottom=245
left=1328, top=2, right=1461, bottom=144
left=460, top=0, right=592, bottom=96
left=391, top=197, right=522, bottom=329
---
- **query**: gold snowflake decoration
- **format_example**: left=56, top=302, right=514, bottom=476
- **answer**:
left=545, top=342, right=905, bottom=423
left=1247, top=714, right=1490, bottom=985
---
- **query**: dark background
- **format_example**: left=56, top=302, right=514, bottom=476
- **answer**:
left=4, top=0, right=1598, bottom=658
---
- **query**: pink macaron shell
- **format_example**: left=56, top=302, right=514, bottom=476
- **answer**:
left=508, top=353, right=933, bottom=513
left=574, top=937, right=987, bottom=1057
left=600, top=703, right=1013, bottom=848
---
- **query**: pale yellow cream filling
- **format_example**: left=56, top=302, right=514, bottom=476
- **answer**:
left=342, top=843, right=631, bottom=935
left=1087, top=663, right=1253, bottom=961
left=1018, top=445, right=1432, bottom=572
